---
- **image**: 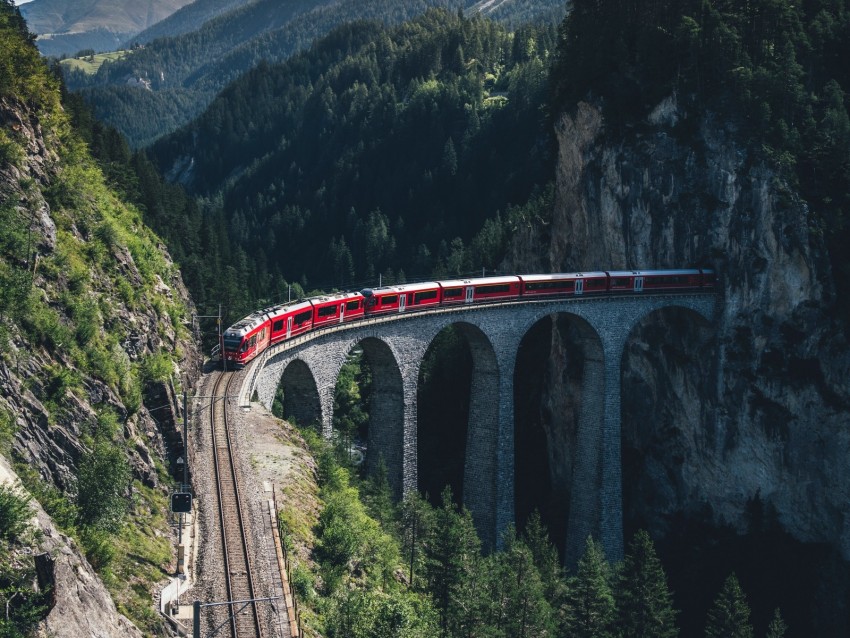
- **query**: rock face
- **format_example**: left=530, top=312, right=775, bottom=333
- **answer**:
left=541, top=98, right=850, bottom=561
left=0, top=455, right=143, bottom=638
left=0, top=81, right=202, bottom=632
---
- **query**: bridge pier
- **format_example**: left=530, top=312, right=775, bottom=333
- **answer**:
left=243, top=294, right=716, bottom=565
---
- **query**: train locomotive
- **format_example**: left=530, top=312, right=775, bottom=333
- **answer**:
left=221, top=268, right=715, bottom=366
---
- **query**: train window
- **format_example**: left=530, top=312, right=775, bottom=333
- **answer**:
left=317, top=305, right=338, bottom=317
left=295, top=310, right=312, bottom=324
left=443, top=288, right=462, bottom=298
left=346, top=300, right=360, bottom=311
left=611, top=278, right=630, bottom=287
left=414, top=290, right=438, bottom=303
left=381, top=295, right=398, bottom=305
left=224, top=336, right=242, bottom=349
left=526, top=280, right=574, bottom=291
left=272, top=319, right=284, bottom=332
left=474, top=284, right=510, bottom=294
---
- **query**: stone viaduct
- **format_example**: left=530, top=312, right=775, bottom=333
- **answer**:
left=237, top=294, right=716, bottom=563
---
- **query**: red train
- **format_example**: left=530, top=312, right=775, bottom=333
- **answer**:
left=221, top=269, right=715, bottom=366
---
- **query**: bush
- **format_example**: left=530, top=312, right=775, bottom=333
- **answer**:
left=76, top=441, right=130, bottom=533
left=140, top=351, right=173, bottom=383
left=0, top=483, right=31, bottom=543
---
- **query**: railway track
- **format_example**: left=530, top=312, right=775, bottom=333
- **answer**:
left=211, top=371, right=263, bottom=638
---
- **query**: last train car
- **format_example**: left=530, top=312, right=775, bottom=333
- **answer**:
left=605, top=269, right=713, bottom=293
left=222, top=311, right=271, bottom=366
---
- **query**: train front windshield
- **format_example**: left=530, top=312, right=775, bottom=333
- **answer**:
left=223, top=335, right=243, bottom=353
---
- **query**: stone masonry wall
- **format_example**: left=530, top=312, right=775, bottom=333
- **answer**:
left=244, top=295, right=716, bottom=559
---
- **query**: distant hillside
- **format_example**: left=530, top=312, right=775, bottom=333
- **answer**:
left=20, top=0, right=194, bottom=56
left=145, top=10, right=556, bottom=304
left=66, top=0, right=565, bottom=147
left=128, top=0, right=250, bottom=44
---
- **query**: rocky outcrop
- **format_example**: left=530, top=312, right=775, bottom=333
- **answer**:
left=0, top=82, right=202, bottom=633
left=540, top=97, right=850, bottom=561
left=0, top=455, right=143, bottom=638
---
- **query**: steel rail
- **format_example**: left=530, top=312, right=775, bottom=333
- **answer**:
left=211, top=371, right=264, bottom=638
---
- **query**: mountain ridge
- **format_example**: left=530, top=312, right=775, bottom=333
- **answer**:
left=20, top=0, right=194, bottom=56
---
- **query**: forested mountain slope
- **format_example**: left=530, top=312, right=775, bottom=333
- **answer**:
left=62, top=0, right=564, bottom=146
left=129, top=0, right=250, bottom=44
left=0, top=2, right=200, bottom=634
left=147, top=10, right=555, bottom=311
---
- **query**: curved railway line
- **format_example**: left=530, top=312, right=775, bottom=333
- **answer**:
left=210, top=371, right=264, bottom=638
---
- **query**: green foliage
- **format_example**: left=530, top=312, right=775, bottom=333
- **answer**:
left=131, top=9, right=555, bottom=310
left=333, top=351, right=371, bottom=441
left=765, top=607, right=787, bottom=638
left=425, top=486, right=482, bottom=636
left=315, top=461, right=399, bottom=590
left=67, top=0, right=564, bottom=148
left=76, top=441, right=131, bottom=534
left=0, top=551, right=50, bottom=638
left=478, top=529, right=557, bottom=637
left=0, top=128, right=23, bottom=167
left=140, top=350, right=174, bottom=382
left=0, top=1, right=60, bottom=112
left=0, top=407, right=17, bottom=455
left=324, top=586, right=439, bottom=638
left=566, top=536, right=617, bottom=638
left=0, top=484, right=31, bottom=543
left=617, top=530, right=678, bottom=638
left=704, top=573, right=754, bottom=638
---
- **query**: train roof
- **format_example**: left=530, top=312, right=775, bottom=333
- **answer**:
left=309, top=291, right=363, bottom=304
left=606, top=269, right=703, bottom=277
left=519, top=272, right=608, bottom=282
left=224, top=311, right=267, bottom=337
left=361, top=281, right=440, bottom=296
left=263, top=299, right=313, bottom=318
left=437, top=275, right=521, bottom=288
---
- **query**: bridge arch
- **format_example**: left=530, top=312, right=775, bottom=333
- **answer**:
left=349, top=336, right=406, bottom=498
left=514, top=312, right=604, bottom=561
left=278, top=359, right=322, bottom=428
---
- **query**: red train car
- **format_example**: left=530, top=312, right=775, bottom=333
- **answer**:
left=267, top=300, right=314, bottom=345
left=310, top=292, right=366, bottom=328
left=519, top=272, right=609, bottom=297
left=222, top=311, right=270, bottom=366
left=606, top=269, right=710, bottom=293
left=438, top=275, right=521, bottom=305
left=361, top=282, right=442, bottom=315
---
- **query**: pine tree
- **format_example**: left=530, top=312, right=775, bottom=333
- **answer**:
left=617, top=529, right=678, bottom=638
left=565, top=536, right=616, bottom=638
left=765, top=608, right=787, bottom=638
left=704, top=573, right=754, bottom=638
left=522, top=511, right=569, bottom=632
left=425, top=487, right=482, bottom=637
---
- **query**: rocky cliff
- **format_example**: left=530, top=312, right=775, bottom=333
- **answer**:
left=0, top=43, right=201, bottom=635
left=539, top=95, right=850, bottom=568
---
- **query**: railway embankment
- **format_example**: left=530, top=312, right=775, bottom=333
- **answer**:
left=188, top=369, right=316, bottom=637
